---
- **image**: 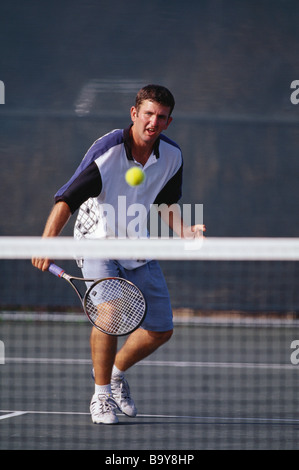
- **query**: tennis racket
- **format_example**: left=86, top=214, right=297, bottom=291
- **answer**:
left=48, top=263, right=147, bottom=336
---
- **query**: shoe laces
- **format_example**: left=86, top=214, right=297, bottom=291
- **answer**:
left=94, top=394, right=118, bottom=414
left=112, top=376, right=130, bottom=401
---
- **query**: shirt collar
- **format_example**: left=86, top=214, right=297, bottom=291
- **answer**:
left=123, top=125, right=160, bottom=160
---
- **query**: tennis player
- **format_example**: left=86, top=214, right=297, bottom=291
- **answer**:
left=32, top=84, right=205, bottom=424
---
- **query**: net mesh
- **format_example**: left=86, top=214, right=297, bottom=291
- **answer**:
left=1, top=237, right=299, bottom=450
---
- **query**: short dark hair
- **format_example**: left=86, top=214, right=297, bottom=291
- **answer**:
left=135, top=84, right=175, bottom=116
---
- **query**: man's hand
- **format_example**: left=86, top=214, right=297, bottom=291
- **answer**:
left=182, top=224, right=206, bottom=239
left=32, top=257, right=52, bottom=272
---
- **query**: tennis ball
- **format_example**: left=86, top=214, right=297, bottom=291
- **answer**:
left=125, top=167, right=145, bottom=187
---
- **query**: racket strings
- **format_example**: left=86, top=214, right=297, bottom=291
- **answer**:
left=85, top=279, right=145, bottom=335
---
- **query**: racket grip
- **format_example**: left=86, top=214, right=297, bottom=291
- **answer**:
left=48, top=263, right=65, bottom=278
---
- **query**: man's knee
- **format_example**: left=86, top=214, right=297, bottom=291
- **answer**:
left=148, top=329, right=173, bottom=344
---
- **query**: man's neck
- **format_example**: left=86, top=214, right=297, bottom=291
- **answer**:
left=131, top=144, right=153, bottom=166
left=130, top=127, right=157, bottom=166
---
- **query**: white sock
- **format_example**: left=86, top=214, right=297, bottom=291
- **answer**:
left=112, top=365, right=124, bottom=379
left=95, top=383, right=111, bottom=396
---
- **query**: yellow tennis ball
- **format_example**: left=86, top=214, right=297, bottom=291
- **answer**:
left=125, top=167, right=145, bottom=187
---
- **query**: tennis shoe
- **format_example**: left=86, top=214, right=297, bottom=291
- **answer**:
left=111, top=375, right=137, bottom=418
left=91, top=368, right=137, bottom=417
left=90, top=393, right=119, bottom=424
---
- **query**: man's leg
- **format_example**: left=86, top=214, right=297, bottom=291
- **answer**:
left=114, top=328, right=173, bottom=372
left=90, top=327, right=117, bottom=385
left=89, top=327, right=119, bottom=424
left=110, top=327, right=173, bottom=417
left=90, top=327, right=173, bottom=422
left=87, top=259, right=173, bottom=422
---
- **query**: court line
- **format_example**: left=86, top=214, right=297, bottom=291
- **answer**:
left=0, top=411, right=27, bottom=421
left=2, top=312, right=299, bottom=329
left=4, top=357, right=297, bottom=370
left=1, top=409, right=299, bottom=425
left=141, top=360, right=297, bottom=370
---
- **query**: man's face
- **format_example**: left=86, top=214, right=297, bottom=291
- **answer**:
left=130, top=99, right=172, bottom=146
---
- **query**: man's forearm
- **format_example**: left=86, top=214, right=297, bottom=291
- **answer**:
left=32, top=201, right=72, bottom=271
left=158, top=203, right=205, bottom=239
left=42, top=201, right=71, bottom=238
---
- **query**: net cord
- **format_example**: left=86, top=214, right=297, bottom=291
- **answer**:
left=0, top=237, right=299, bottom=261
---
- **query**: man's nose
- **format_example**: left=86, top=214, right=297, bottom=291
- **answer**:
left=149, top=114, right=158, bottom=125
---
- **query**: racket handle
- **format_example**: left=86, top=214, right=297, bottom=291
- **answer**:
left=48, top=263, right=65, bottom=278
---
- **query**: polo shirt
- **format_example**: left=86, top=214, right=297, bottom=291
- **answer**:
left=54, top=126, right=183, bottom=268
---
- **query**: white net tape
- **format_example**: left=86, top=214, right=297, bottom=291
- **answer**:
left=0, top=237, right=299, bottom=260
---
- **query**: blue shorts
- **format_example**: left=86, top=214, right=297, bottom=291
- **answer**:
left=81, top=259, right=173, bottom=332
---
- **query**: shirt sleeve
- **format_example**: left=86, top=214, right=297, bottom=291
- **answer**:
left=54, top=161, right=102, bottom=214
left=154, top=164, right=183, bottom=206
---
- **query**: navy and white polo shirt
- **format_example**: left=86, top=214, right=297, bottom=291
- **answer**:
left=54, top=126, right=183, bottom=268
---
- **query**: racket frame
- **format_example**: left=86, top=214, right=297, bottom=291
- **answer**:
left=48, top=263, right=147, bottom=336
left=83, top=276, right=147, bottom=336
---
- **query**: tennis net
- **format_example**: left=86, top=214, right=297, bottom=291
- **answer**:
left=0, top=236, right=299, bottom=450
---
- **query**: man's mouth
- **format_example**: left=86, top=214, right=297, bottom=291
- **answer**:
left=146, top=127, right=156, bottom=136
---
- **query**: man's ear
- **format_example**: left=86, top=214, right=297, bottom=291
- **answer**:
left=130, top=106, right=137, bottom=122
left=164, top=116, right=173, bottom=129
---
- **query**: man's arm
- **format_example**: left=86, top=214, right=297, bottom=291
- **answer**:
left=32, top=201, right=71, bottom=271
left=158, top=203, right=205, bottom=239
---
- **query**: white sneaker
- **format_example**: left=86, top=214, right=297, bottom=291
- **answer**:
left=111, top=375, right=137, bottom=417
left=90, top=393, right=119, bottom=424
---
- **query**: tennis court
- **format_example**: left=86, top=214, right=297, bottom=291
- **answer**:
left=1, top=238, right=299, bottom=450
left=1, top=319, right=299, bottom=450
left=1, top=0, right=299, bottom=453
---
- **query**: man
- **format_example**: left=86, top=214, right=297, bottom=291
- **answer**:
left=32, top=84, right=204, bottom=424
